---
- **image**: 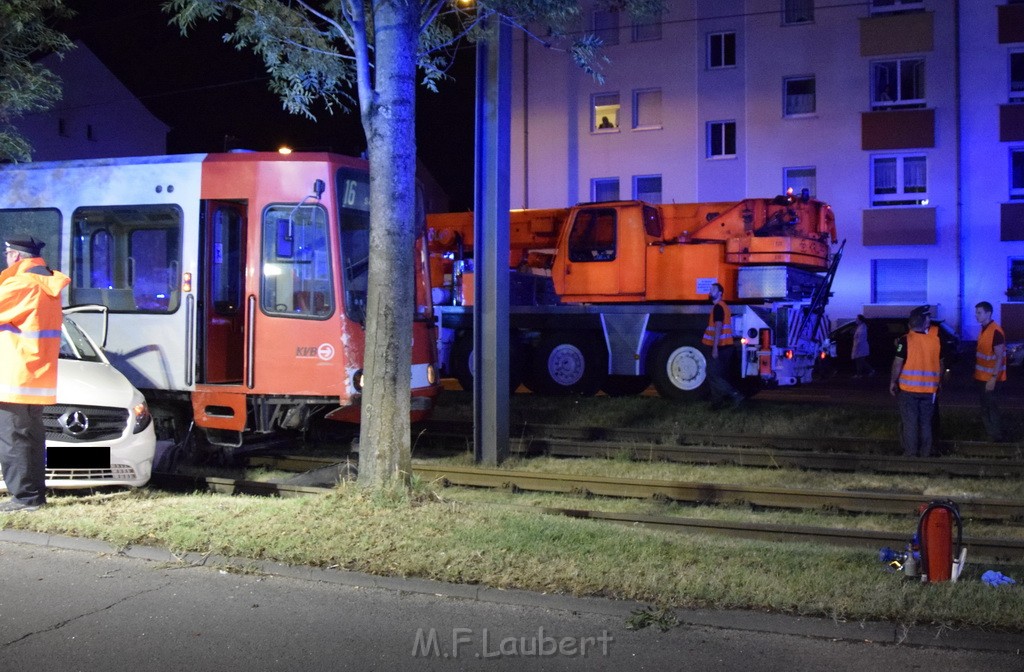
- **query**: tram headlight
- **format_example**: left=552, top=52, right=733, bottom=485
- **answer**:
left=352, top=370, right=364, bottom=392
left=427, top=364, right=438, bottom=385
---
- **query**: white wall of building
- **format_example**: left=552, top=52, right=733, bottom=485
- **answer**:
left=509, top=0, right=1024, bottom=337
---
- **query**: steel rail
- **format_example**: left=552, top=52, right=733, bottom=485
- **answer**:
left=244, top=456, right=1024, bottom=522
left=521, top=506, right=1024, bottom=562
left=149, top=469, right=1024, bottom=562
left=499, top=437, right=1024, bottom=478
left=410, top=463, right=1024, bottom=523
left=421, top=420, right=1022, bottom=460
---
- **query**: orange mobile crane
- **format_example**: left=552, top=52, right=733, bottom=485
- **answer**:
left=428, top=192, right=841, bottom=398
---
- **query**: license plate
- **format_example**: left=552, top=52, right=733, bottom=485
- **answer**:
left=46, top=446, right=110, bottom=469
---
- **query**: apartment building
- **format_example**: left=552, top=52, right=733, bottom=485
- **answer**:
left=509, top=0, right=1024, bottom=339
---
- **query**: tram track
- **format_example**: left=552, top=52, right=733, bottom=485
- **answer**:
left=148, top=465, right=1024, bottom=563
left=416, top=421, right=1024, bottom=477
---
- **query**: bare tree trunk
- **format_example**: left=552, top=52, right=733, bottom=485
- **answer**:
left=356, top=0, right=418, bottom=490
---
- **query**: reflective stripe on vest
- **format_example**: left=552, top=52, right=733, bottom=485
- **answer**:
left=702, top=301, right=734, bottom=346
left=974, top=322, right=1007, bottom=383
left=0, top=325, right=62, bottom=338
left=899, top=330, right=941, bottom=394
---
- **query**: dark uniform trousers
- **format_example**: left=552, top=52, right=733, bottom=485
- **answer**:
left=0, top=402, right=46, bottom=506
left=703, top=344, right=741, bottom=403
left=898, top=392, right=935, bottom=458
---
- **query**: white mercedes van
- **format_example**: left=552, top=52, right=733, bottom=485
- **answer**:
left=0, top=312, right=156, bottom=491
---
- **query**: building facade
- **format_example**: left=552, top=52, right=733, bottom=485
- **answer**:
left=17, top=42, right=168, bottom=162
left=509, top=0, right=1024, bottom=339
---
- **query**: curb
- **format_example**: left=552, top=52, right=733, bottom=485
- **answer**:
left=1, top=529, right=1020, bottom=655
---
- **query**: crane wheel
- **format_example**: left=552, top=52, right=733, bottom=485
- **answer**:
left=450, top=333, right=524, bottom=393
left=528, top=331, right=606, bottom=396
left=648, top=336, right=708, bottom=400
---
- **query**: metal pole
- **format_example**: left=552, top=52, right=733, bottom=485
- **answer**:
left=472, top=19, right=511, bottom=465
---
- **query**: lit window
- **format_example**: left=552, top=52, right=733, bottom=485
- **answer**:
left=593, top=93, right=620, bottom=133
left=872, top=258, right=927, bottom=304
left=633, top=15, right=661, bottom=42
left=708, top=32, right=736, bottom=69
left=871, top=155, right=928, bottom=206
left=633, top=89, right=662, bottom=130
left=1011, top=52, right=1024, bottom=103
left=707, top=121, right=737, bottom=158
left=634, top=175, right=662, bottom=204
left=783, top=0, right=814, bottom=24
left=1012, top=148, right=1024, bottom=200
left=1009, top=258, right=1024, bottom=302
left=783, top=167, right=816, bottom=198
left=592, top=178, right=620, bottom=202
left=594, top=10, right=619, bottom=46
left=871, top=0, right=925, bottom=13
left=871, top=58, right=925, bottom=109
left=784, top=76, right=816, bottom=116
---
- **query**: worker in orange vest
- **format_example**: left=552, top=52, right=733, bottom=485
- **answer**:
left=0, top=237, right=70, bottom=512
left=889, top=308, right=942, bottom=457
left=702, top=282, right=744, bottom=410
left=973, top=301, right=1007, bottom=442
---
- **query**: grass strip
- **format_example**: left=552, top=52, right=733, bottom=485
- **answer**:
left=3, top=487, right=1022, bottom=633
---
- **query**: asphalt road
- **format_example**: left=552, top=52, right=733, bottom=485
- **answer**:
left=0, top=538, right=1020, bottom=671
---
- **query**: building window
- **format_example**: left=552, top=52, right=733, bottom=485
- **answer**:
left=86, top=124, right=96, bottom=141
left=872, top=58, right=925, bottom=109
left=634, top=175, right=662, bottom=203
left=708, top=32, right=736, bottom=69
left=58, top=118, right=67, bottom=137
left=592, top=178, right=620, bottom=202
left=594, top=10, right=619, bottom=46
left=784, top=167, right=816, bottom=198
left=784, top=76, right=816, bottom=116
left=871, top=155, right=927, bottom=206
left=1009, top=258, right=1024, bottom=302
left=592, top=93, right=620, bottom=133
left=707, top=121, right=737, bottom=158
left=633, top=15, right=661, bottom=42
left=1011, top=51, right=1024, bottom=103
left=872, top=259, right=927, bottom=304
left=783, top=0, right=814, bottom=24
left=1012, top=148, right=1024, bottom=200
left=633, top=89, right=662, bottom=130
left=871, top=0, right=924, bottom=13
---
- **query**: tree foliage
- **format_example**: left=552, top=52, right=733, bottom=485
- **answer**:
left=164, top=0, right=662, bottom=491
left=0, top=0, right=74, bottom=162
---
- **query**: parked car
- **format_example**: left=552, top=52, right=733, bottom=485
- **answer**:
left=819, top=316, right=961, bottom=377
left=0, top=313, right=155, bottom=492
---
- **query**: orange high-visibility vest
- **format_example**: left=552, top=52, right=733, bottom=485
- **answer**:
left=0, top=258, right=71, bottom=405
left=702, top=300, right=734, bottom=346
left=974, top=321, right=1007, bottom=383
left=898, top=329, right=941, bottom=394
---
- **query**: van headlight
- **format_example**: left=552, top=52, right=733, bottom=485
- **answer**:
left=131, top=392, right=152, bottom=434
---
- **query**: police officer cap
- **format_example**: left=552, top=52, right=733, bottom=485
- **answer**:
left=909, top=305, right=931, bottom=318
left=5, top=237, right=44, bottom=256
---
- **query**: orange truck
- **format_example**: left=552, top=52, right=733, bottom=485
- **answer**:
left=428, top=192, right=840, bottom=397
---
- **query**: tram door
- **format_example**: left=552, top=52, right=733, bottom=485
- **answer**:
left=200, top=201, right=246, bottom=383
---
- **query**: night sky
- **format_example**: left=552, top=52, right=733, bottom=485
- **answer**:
left=60, top=0, right=477, bottom=210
